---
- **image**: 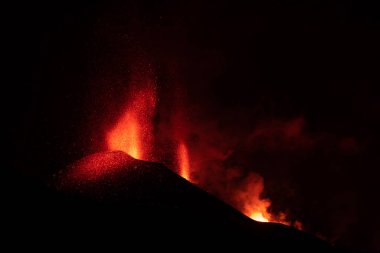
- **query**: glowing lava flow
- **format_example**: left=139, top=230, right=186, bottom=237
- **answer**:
left=107, top=78, right=157, bottom=160
left=177, top=142, right=191, bottom=181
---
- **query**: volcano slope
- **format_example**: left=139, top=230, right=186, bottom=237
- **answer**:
left=5, top=151, right=342, bottom=252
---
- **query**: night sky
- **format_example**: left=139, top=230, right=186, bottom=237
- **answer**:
left=6, top=0, right=380, bottom=251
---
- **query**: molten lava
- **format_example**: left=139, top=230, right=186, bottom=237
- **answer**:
left=177, top=142, right=191, bottom=181
left=243, top=178, right=272, bottom=223
left=250, top=212, right=269, bottom=222
left=236, top=173, right=291, bottom=224
left=107, top=77, right=157, bottom=160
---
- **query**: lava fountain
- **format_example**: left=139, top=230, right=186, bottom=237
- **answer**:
left=107, top=74, right=157, bottom=161
left=177, top=142, right=191, bottom=181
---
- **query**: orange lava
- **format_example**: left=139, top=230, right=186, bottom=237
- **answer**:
left=108, top=112, right=141, bottom=159
left=250, top=212, right=269, bottom=222
left=177, top=142, right=191, bottom=181
left=245, top=196, right=272, bottom=223
left=237, top=173, right=288, bottom=224
left=244, top=182, right=292, bottom=225
left=107, top=77, right=156, bottom=160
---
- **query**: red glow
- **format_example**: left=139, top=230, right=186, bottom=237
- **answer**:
left=177, top=142, right=191, bottom=181
left=107, top=77, right=156, bottom=160
left=107, top=112, right=141, bottom=159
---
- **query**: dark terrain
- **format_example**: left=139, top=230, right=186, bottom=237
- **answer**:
left=4, top=151, right=343, bottom=252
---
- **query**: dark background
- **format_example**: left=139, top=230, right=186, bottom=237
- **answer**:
left=5, top=0, right=380, bottom=252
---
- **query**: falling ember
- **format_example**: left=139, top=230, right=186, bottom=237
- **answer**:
left=64, top=151, right=135, bottom=182
left=177, top=142, right=191, bottom=181
left=107, top=75, right=157, bottom=160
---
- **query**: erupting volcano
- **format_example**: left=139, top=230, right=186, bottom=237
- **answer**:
left=104, top=70, right=295, bottom=226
